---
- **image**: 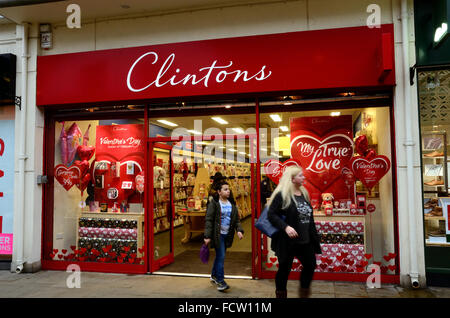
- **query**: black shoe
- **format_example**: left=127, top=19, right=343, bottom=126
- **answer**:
left=210, top=276, right=219, bottom=285
left=217, top=281, right=229, bottom=291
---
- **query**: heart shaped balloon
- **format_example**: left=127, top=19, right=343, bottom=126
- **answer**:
left=263, top=158, right=302, bottom=184
left=74, top=160, right=90, bottom=175
left=349, top=155, right=391, bottom=191
left=54, top=164, right=81, bottom=191
left=354, top=135, right=369, bottom=156
left=77, top=145, right=95, bottom=161
left=364, top=149, right=377, bottom=161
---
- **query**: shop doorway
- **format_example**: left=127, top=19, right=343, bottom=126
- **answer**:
left=149, top=135, right=256, bottom=277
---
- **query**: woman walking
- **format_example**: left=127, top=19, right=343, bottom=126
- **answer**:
left=267, top=166, right=321, bottom=298
left=204, top=182, right=244, bottom=291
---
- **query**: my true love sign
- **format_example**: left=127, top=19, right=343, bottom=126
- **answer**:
left=289, top=116, right=354, bottom=201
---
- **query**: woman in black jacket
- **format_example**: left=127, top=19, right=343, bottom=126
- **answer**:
left=267, top=166, right=321, bottom=298
left=204, top=182, right=244, bottom=291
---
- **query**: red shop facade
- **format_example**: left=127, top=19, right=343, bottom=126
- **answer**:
left=38, top=24, right=400, bottom=284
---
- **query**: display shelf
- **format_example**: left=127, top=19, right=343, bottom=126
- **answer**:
left=421, top=132, right=448, bottom=194
left=76, top=211, right=145, bottom=263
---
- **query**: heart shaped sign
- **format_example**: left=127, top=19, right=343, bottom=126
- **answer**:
left=349, top=155, right=391, bottom=190
left=54, top=164, right=81, bottom=191
left=263, top=158, right=302, bottom=184
left=290, top=133, right=353, bottom=192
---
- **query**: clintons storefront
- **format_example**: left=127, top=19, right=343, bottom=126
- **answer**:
left=38, top=24, right=400, bottom=284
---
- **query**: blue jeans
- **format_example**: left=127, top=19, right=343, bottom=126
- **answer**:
left=212, top=234, right=227, bottom=283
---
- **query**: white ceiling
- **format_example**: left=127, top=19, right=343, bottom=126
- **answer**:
left=0, top=0, right=278, bottom=24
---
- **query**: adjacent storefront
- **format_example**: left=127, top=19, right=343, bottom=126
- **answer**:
left=0, top=53, right=16, bottom=268
left=415, top=0, right=450, bottom=287
left=37, top=24, right=400, bottom=283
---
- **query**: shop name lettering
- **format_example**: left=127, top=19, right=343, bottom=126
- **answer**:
left=127, top=51, right=272, bottom=92
left=100, top=137, right=141, bottom=147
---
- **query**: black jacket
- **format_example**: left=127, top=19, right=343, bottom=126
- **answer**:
left=267, top=192, right=322, bottom=258
left=204, top=198, right=244, bottom=249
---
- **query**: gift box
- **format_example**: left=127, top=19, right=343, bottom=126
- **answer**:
left=315, top=244, right=366, bottom=273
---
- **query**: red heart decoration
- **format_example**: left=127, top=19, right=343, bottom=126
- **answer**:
left=269, top=257, right=278, bottom=263
left=79, top=248, right=87, bottom=255
left=91, top=249, right=100, bottom=256
left=130, top=253, right=137, bottom=259
left=383, top=255, right=391, bottom=262
left=49, top=253, right=55, bottom=259
left=364, top=254, right=373, bottom=260
left=57, top=254, right=63, bottom=260
left=109, top=252, right=117, bottom=259
left=78, top=257, right=87, bottom=262
left=349, top=155, right=391, bottom=191
left=355, top=135, right=369, bottom=156
left=355, top=265, right=365, bottom=273
left=388, top=253, right=397, bottom=260
left=340, top=265, right=348, bottom=272
left=138, top=247, right=145, bottom=254
left=319, top=263, right=328, bottom=270
left=290, top=133, right=354, bottom=192
left=365, top=149, right=377, bottom=160
left=54, top=164, right=81, bottom=191
left=360, top=261, right=369, bottom=267
left=77, top=145, right=95, bottom=161
left=266, top=262, right=273, bottom=269
left=62, top=249, right=67, bottom=255
left=74, top=160, right=90, bottom=175
left=123, top=246, right=131, bottom=252
left=388, top=265, right=396, bottom=272
left=263, top=159, right=302, bottom=185
left=120, top=253, right=128, bottom=259
left=117, top=257, right=124, bottom=263
left=53, top=249, right=59, bottom=254
left=336, top=254, right=346, bottom=262
left=128, top=258, right=135, bottom=264
left=70, top=245, right=76, bottom=251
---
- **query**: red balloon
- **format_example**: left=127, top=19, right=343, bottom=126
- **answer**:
left=77, top=145, right=95, bottom=161
left=365, top=149, right=377, bottom=160
left=349, top=155, right=391, bottom=191
left=354, top=135, right=369, bottom=156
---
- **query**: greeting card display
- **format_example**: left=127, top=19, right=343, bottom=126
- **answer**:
left=94, top=124, right=145, bottom=209
left=290, top=116, right=354, bottom=202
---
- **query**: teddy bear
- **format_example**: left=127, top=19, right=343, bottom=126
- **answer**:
left=321, top=193, right=334, bottom=210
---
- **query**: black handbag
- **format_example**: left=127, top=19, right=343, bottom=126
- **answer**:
left=255, top=205, right=284, bottom=237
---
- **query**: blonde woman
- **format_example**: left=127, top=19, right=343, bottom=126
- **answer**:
left=267, top=166, right=322, bottom=298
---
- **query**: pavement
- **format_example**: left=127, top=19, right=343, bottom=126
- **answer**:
left=1, top=269, right=450, bottom=298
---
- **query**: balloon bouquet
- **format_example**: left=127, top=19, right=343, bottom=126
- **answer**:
left=58, top=122, right=96, bottom=207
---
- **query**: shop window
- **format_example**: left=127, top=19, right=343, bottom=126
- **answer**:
left=418, top=69, right=450, bottom=247
left=48, top=118, right=146, bottom=266
left=259, top=104, right=397, bottom=276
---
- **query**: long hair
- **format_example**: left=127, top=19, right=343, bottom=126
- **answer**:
left=267, top=166, right=310, bottom=209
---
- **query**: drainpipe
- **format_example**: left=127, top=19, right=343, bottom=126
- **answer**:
left=401, top=0, right=420, bottom=288
left=14, top=23, right=29, bottom=274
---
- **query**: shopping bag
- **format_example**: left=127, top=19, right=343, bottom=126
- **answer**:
left=199, top=244, right=210, bottom=264
left=255, top=205, right=283, bottom=238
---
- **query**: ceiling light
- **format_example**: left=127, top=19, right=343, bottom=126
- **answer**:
left=239, top=152, right=246, bottom=155
left=188, top=130, right=202, bottom=135
left=280, top=126, right=289, bottom=132
left=225, top=105, right=232, bottom=109
left=270, top=114, right=282, bottom=122
left=228, top=149, right=237, bottom=152
left=331, top=112, right=341, bottom=117
left=233, top=128, right=244, bottom=134
left=212, top=117, right=228, bottom=125
left=283, top=96, right=293, bottom=105
left=157, top=119, right=178, bottom=127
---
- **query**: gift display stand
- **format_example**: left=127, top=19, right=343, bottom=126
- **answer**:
left=76, top=210, right=145, bottom=263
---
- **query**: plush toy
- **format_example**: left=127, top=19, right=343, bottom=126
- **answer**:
left=321, top=193, right=334, bottom=210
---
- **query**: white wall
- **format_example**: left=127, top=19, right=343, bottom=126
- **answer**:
left=0, top=0, right=426, bottom=287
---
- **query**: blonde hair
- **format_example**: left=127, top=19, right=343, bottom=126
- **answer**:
left=267, top=166, right=310, bottom=209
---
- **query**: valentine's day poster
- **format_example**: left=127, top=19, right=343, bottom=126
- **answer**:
left=95, top=124, right=145, bottom=207
left=290, top=116, right=354, bottom=202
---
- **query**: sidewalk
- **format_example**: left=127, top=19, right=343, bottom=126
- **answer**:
left=1, top=270, right=450, bottom=298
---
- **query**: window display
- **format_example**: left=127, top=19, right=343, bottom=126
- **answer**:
left=259, top=106, right=397, bottom=276
left=419, top=69, right=450, bottom=246
left=48, top=119, right=146, bottom=265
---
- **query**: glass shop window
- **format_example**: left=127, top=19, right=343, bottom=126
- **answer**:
left=259, top=102, right=398, bottom=275
left=48, top=117, right=146, bottom=265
